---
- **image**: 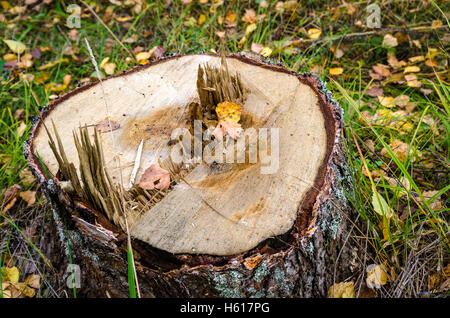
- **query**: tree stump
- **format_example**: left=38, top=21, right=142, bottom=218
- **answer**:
left=24, top=53, right=359, bottom=298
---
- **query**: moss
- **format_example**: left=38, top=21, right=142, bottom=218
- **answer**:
left=212, top=270, right=245, bottom=298
left=253, top=260, right=269, bottom=283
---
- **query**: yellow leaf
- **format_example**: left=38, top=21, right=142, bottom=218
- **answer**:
left=366, top=264, right=388, bottom=289
left=377, top=96, right=395, bottom=108
left=103, top=62, right=116, bottom=75
left=245, top=23, right=257, bottom=35
left=1, top=266, right=20, bottom=284
left=216, top=101, right=242, bottom=123
left=136, top=51, right=151, bottom=62
left=328, top=281, right=355, bottom=298
left=17, top=121, right=27, bottom=139
left=1, top=1, right=12, bottom=10
left=3, top=53, right=16, bottom=61
left=403, top=66, right=420, bottom=73
left=198, top=14, right=206, bottom=25
left=260, top=47, right=272, bottom=57
left=99, top=57, right=110, bottom=69
left=408, top=56, right=425, bottom=63
left=307, top=28, right=321, bottom=40
left=225, top=10, right=237, bottom=23
left=3, top=39, right=27, bottom=54
left=372, top=186, right=393, bottom=219
left=329, top=67, right=343, bottom=75
left=431, top=20, right=443, bottom=28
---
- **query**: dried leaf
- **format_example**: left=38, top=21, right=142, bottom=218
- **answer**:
left=242, top=8, right=256, bottom=24
left=3, top=39, right=27, bottom=54
left=139, top=165, right=170, bottom=191
left=404, top=66, right=420, bottom=73
left=372, top=186, right=393, bottom=219
left=216, top=101, right=242, bottom=123
left=96, top=119, right=120, bottom=133
left=213, top=121, right=243, bottom=140
left=378, top=96, right=395, bottom=108
left=329, top=67, right=343, bottom=75
left=307, top=28, right=321, bottom=40
left=198, top=14, right=206, bottom=25
left=382, top=34, right=398, bottom=48
left=366, top=264, right=388, bottom=289
left=328, top=281, right=355, bottom=298
left=19, top=190, right=36, bottom=207
left=1, top=266, right=20, bottom=284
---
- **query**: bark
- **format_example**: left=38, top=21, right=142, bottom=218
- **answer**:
left=25, top=53, right=360, bottom=298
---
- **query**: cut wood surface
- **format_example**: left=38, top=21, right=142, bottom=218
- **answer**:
left=26, top=53, right=359, bottom=297
left=32, top=54, right=327, bottom=255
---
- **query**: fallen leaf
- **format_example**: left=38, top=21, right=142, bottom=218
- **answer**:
left=149, top=46, right=166, bottom=59
left=372, top=64, right=391, bottom=77
left=17, top=121, right=27, bottom=138
left=242, top=8, right=256, bottom=24
left=245, top=23, right=257, bottom=35
left=1, top=266, right=20, bottom=284
left=225, top=10, right=237, bottom=24
left=251, top=43, right=264, bottom=54
left=139, top=165, right=170, bottom=191
left=366, top=264, right=388, bottom=289
left=328, top=281, right=355, bottom=298
left=394, top=95, right=410, bottom=107
left=96, top=119, right=120, bottom=133
left=378, top=96, right=395, bottom=108
left=3, top=39, right=27, bottom=54
left=382, top=34, right=398, bottom=48
left=260, top=47, right=272, bottom=57
left=307, top=28, right=321, bottom=40
left=403, top=66, right=420, bottom=73
left=329, top=67, right=344, bottom=75
left=19, top=168, right=36, bottom=188
left=381, top=139, right=410, bottom=162
left=408, top=55, right=425, bottom=63
left=103, top=62, right=116, bottom=75
left=212, top=121, right=243, bottom=140
left=366, top=87, right=383, bottom=97
left=372, top=186, right=393, bottom=219
left=198, top=14, right=206, bottom=25
left=19, top=190, right=36, bottom=207
left=216, top=101, right=242, bottom=123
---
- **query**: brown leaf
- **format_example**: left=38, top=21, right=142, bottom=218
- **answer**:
left=139, top=165, right=170, bottom=191
left=242, top=8, right=256, bottom=24
left=149, top=46, right=167, bottom=59
left=372, top=64, right=391, bottom=77
left=212, top=121, right=243, bottom=140
left=96, top=119, right=120, bottom=133
left=19, top=191, right=36, bottom=207
left=1, top=184, right=21, bottom=214
left=366, top=87, right=383, bottom=97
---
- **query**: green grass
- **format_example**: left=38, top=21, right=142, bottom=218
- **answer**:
left=0, top=0, right=448, bottom=298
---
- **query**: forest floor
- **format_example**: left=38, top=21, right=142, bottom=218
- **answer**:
left=0, top=0, right=448, bottom=298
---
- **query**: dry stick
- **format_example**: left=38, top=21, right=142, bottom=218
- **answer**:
left=80, top=0, right=135, bottom=60
left=128, top=139, right=144, bottom=189
left=84, top=38, right=141, bottom=298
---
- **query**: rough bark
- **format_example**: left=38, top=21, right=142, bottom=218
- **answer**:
left=24, top=53, right=359, bottom=298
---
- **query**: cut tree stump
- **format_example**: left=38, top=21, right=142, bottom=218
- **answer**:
left=25, top=53, right=359, bottom=298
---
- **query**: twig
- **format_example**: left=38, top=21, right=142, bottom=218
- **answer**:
left=128, top=139, right=144, bottom=189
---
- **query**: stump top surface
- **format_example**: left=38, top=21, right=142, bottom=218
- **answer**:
left=32, top=54, right=329, bottom=255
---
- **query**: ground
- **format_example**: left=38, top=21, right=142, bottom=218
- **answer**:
left=0, top=0, right=449, bottom=298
